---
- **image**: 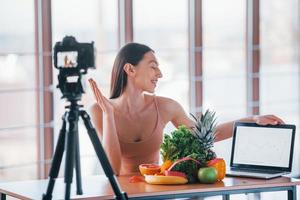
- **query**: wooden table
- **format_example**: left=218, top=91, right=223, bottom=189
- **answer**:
left=0, top=175, right=299, bottom=200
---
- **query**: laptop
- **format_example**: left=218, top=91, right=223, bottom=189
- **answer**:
left=226, top=122, right=296, bottom=179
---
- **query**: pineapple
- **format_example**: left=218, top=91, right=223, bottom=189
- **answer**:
left=191, top=110, right=217, bottom=163
left=206, top=149, right=217, bottom=161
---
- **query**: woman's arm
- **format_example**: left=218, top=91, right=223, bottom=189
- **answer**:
left=159, top=97, right=284, bottom=143
left=89, top=79, right=122, bottom=175
left=215, top=115, right=284, bottom=142
left=158, top=97, right=195, bottom=128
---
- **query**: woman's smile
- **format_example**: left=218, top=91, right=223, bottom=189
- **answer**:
left=151, top=79, right=158, bottom=87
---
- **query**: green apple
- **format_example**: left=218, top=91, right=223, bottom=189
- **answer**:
left=198, top=167, right=217, bottom=183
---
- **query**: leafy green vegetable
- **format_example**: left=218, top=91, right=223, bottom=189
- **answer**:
left=160, top=125, right=208, bottom=182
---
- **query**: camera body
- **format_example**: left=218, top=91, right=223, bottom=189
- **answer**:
left=53, top=36, right=95, bottom=101
left=54, top=36, right=95, bottom=72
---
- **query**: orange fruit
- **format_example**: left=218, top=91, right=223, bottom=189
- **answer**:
left=207, top=158, right=226, bottom=181
left=139, top=164, right=161, bottom=175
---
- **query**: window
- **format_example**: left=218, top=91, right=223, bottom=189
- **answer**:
left=0, top=0, right=38, bottom=181
left=260, top=0, right=300, bottom=177
left=202, top=0, right=247, bottom=122
left=260, top=0, right=299, bottom=123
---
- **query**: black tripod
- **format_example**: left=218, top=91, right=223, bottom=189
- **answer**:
left=42, top=100, right=128, bottom=200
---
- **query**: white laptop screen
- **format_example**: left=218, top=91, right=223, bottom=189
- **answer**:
left=233, top=126, right=293, bottom=168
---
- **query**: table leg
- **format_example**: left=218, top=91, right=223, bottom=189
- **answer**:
left=246, top=193, right=261, bottom=200
left=1, top=193, right=6, bottom=200
left=222, top=194, right=230, bottom=200
left=288, top=186, right=297, bottom=200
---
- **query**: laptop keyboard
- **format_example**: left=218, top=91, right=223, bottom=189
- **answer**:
left=227, top=170, right=285, bottom=179
left=231, top=168, right=281, bottom=174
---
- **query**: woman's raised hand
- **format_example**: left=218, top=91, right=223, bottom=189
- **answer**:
left=253, top=115, right=284, bottom=125
left=88, top=78, right=114, bottom=115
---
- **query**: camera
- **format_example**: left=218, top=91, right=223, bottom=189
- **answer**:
left=53, top=36, right=95, bottom=101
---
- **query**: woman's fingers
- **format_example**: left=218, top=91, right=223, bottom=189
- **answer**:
left=88, top=79, right=114, bottom=114
left=88, top=79, right=105, bottom=105
left=265, top=115, right=284, bottom=124
left=261, top=115, right=284, bottom=125
left=89, top=79, right=102, bottom=99
left=254, top=115, right=285, bottom=125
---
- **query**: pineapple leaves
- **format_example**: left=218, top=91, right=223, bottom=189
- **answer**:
left=190, top=110, right=217, bottom=149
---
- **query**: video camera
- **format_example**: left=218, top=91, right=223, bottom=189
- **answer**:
left=53, top=36, right=95, bottom=101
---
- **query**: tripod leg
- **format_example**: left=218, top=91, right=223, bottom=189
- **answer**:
left=80, top=110, right=128, bottom=200
left=43, top=113, right=67, bottom=200
left=64, top=110, right=78, bottom=200
left=74, top=129, right=83, bottom=195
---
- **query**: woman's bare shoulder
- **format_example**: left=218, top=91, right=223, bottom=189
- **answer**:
left=156, top=96, right=178, bottom=105
left=155, top=96, right=182, bottom=111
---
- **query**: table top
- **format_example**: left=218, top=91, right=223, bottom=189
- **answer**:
left=0, top=175, right=299, bottom=200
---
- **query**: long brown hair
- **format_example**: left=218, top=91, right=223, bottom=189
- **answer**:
left=110, top=43, right=154, bottom=99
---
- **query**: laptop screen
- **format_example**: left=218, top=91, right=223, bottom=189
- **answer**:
left=231, top=123, right=296, bottom=171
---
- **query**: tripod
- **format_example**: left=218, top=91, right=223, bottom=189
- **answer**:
left=42, top=100, right=128, bottom=200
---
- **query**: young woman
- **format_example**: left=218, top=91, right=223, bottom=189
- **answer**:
left=88, top=43, right=283, bottom=175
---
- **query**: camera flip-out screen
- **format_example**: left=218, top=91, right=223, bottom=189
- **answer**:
left=57, top=51, right=78, bottom=68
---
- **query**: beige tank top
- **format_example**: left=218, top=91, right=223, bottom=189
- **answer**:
left=115, top=96, right=166, bottom=175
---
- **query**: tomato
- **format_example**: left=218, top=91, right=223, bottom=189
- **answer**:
left=164, top=170, right=187, bottom=178
left=139, top=164, right=161, bottom=175
left=206, top=158, right=226, bottom=181
left=207, top=158, right=222, bottom=166
left=129, top=175, right=145, bottom=183
left=198, top=167, right=217, bottom=183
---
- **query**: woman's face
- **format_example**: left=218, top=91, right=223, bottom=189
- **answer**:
left=133, top=51, right=163, bottom=93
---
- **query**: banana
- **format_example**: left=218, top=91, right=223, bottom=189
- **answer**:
left=144, top=175, right=188, bottom=185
